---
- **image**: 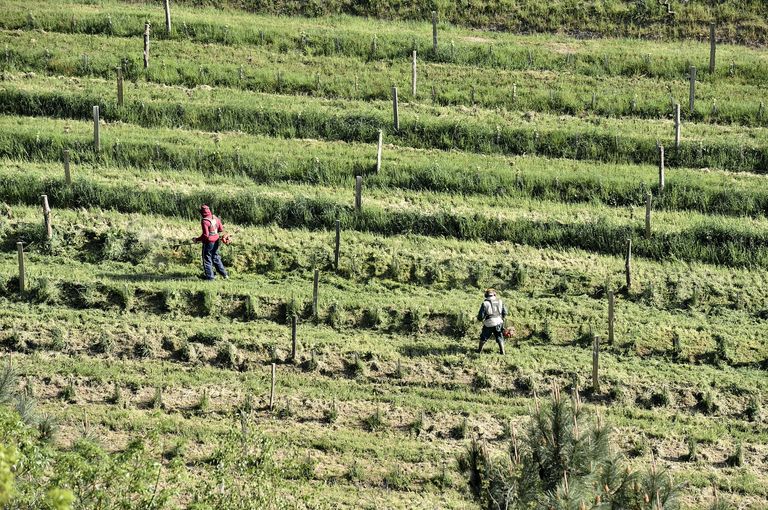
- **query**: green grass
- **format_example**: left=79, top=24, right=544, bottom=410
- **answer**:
left=2, top=29, right=767, bottom=127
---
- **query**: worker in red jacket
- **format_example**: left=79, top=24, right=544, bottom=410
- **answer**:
left=193, top=205, right=228, bottom=280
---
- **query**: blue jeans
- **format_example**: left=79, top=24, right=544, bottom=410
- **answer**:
left=202, top=240, right=227, bottom=280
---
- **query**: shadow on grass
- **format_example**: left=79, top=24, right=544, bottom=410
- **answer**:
left=100, top=272, right=192, bottom=282
left=397, top=342, right=468, bottom=357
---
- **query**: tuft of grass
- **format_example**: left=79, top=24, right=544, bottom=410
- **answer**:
left=450, top=417, right=469, bottom=440
left=346, top=461, right=364, bottom=483
left=59, top=379, right=76, bottom=403
left=649, top=386, right=672, bottom=408
left=37, top=414, right=59, bottom=443
left=178, top=341, right=198, bottom=363
left=451, top=311, right=473, bottom=339
left=150, top=386, right=164, bottom=410
left=323, top=399, right=338, bottom=424
left=725, top=442, right=744, bottom=467
left=326, top=301, right=344, bottom=329
left=685, top=435, right=699, bottom=462
left=472, top=372, right=492, bottom=390
left=383, top=464, right=412, bottom=491
left=49, top=327, right=66, bottom=352
left=363, top=405, right=387, bottom=432
left=409, top=410, right=425, bottom=437
left=162, top=288, right=183, bottom=313
left=194, top=389, right=210, bottom=414
left=345, top=353, right=366, bottom=379
left=243, top=295, right=258, bottom=321
left=745, top=393, right=762, bottom=422
left=133, top=338, right=156, bottom=359
left=110, top=384, right=123, bottom=406
left=361, top=307, right=383, bottom=329
left=200, top=289, right=219, bottom=317
left=215, top=341, right=240, bottom=369
left=697, top=389, right=719, bottom=415
left=91, top=332, right=114, bottom=355
left=30, top=277, right=59, bottom=304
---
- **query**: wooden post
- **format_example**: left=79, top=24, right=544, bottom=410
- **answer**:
left=63, top=149, right=71, bottom=184
left=269, top=363, right=276, bottom=410
left=431, top=11, right=438, bottom=54
left=625, top=238, right=632, bottom=291
left=411, top=50, right=417, bottom=97
left=674, top=103, right=681, bottom=148
left=143, top=22, right=150, bottom=69
left=375, top=130, right=383, bottom=173
left=163, top=0, right=171, bottom=35
left=592, top=335, right=600, bottom=393
left=16, top=242, right=25, bottom=292
left=291, top=315, right=297, bottom=360
left=116, top=67, right=124, bottom=106
left=354, top=175, right=362, bottom=211
left=92, top=105, right=100, bottom=152
left=312, top=269, right=319, bottom=319
left=41, top=195, right=52, bottom=241
left=607, top=291, right=615, bottom=346
left=392, top=87, right=399, bottom=131
left=689, top=66, right=697, bottom=114
left=709, top=23, right=716, bottom=74
left=645, top=192, right=652, bottom=239
left=334, top=219, right=340, bottom=271
left=658, top=145, right=665, bottom=192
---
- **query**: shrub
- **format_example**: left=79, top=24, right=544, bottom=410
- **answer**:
left=361, top=307, right=383, bottom=329
left=325, top=302, right=344, bottom=329
left=200, top=289, right=219, bottom=317
left=49, top=327, right=66, bottom=351
left=685, top=435, right=699, bottom=462
left=725, top=442, right=744, bottom=467
left=403, top=308, right=427, bottom=334
left=59, top=380, right=76, bottom=403
left=745, top=393, right=762, bottom=422
left=697, top=389, right=719, bottom=415
left=30, top=277, right=59, bottom=304
left=178, top=341, right=198, bottom=363
left=150, top=386, right=164, bottom=409
left=323, top=399, right=338, bottom=424
left=133, top=338, right=156, bottom=359
left=345, top=353, right=365, bottom=379
left=346, top=461, right=364, bottom=483
left=38, top=415, right=59, bottom=443
left=451, top=311, right=473, bottom=339
left=383, top=465, right=412, bottom=490
left=301, top=349, right=318, bottom=372
left=188, top=331, right=221, bottom=345
left=472, top=372, right=492, bottom=390
left=110, top=284, right=134, bottom=311
left=161, top=288, right=182, bottom=313
left=243, top=295, right=258, bottom=321
left=713, top=334, right=730, bottom=366
left=195, top=389, right=210, bottom=413
left=650, top=386, right=672, bottom=408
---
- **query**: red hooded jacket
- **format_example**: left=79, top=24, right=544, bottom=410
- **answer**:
left=195, top=205, right=223, bottom=243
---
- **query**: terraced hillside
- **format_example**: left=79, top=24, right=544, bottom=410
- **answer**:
left=0, top=0, right=766, bottom=508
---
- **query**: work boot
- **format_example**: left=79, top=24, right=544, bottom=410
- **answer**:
left=477, top=340, right=485, bottom=353
left=498, top=342, right=505, bottom=355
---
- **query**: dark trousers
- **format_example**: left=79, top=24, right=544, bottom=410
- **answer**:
left=202, top=240, right=227, bottom=280
left=479, top=325, right=504, bottom=353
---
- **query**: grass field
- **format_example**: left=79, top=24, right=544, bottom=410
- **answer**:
left=0, top=1, right=766, bottom=509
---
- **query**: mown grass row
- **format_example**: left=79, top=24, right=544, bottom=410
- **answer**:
left=2, top=75, right=767, bottom=173
left=5, top=163, right=768, bottom=272
left=4, top=115, right=768, bottom=218
left=144, top=0, right=768, bottom=45
left=3, top=30, right=767, bottom=126
left=10, top=0, right=768, bottom=63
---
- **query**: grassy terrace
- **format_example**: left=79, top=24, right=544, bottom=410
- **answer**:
left=2, top=29, right=767, bottom=126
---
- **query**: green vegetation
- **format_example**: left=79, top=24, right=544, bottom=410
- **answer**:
left=0, top=0, right=766, bottom=508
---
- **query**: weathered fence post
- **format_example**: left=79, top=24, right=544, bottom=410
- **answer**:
left=63, top=149, right=71, bottom=184
left=625, top=238, right=632, bottom=291
left=709, top=23, right=716, bottom=74
left=411, top=50, right=417, bottom=97
left=312, top=269, right=319, bottom=319
left=334, top=219, right=340, bottom=271
left=674, top=103, right=681, bottom=148
left=291, top=315, right=297, bottom=360
left=16, top=242, right=25, bottom=292
left=392, top=87, right=399, bottom=131
left=143, top=22, right=150, bottom=69
left=269, top=363, right=276, bottom=410
left=376, top=130, right=383, bottom=173
left=41, top=195, right=52, bottom=241
left=658, top=144, right=665, bottom=192
left=645, top=192, right=652, bottom=239
left=354, top=175, right=362, bottom=211
left=116, top=67, right=124, bottom=106
left=592, top=335, right=600, bottom=393
left=163, top=0, right=171, bottom=35
left=607, top=291, right=615, bottom=346
left=92, top=105, right=100, bottom=152
left=431, top=11, right=438, bottom=54
left=689, top=66, right=697, bottom=114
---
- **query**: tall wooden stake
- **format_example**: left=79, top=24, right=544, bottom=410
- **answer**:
left=658, top=145, right=665, bottom=192
left=92, top=105, right=100, bottom=152
left=392, top=87, right=399, bottom=131
left=17, top=242, right=25, bottom=292
left=41, top=195, right=52, bottom=241
left=432, top=11, right=438, bottom=54
left=312, top=269, right=319, bottom=319
left=291, top=315, right=297, bottom=360
left=334, top=220, right=340, bottom=271
left=607, top=291, right=615, bottom=346
left=592, top=335, right=600, bottom=393
left=116, top=67, right=124, bottom=106
left=269, top=363, right=276, bottom=410
left=376, top=130, right=383, bottom=173
left=163, top=0, right=171, bottom=35
left=63, top=149, right=71, bottom=184
left=674, top=103, right=681, bottom=148
left=143, top=22, right=150, bottom=69
left=354, top=175, right=362, bottom=211
left=709, top=23, right=716, bottom=74
left=689, top=66, right=697, bottom=114
left=645, top=192, right=652, bottom=239
left=411, top=50, right=417, bottom=97
left=625, top=238, right=632, bottom=291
